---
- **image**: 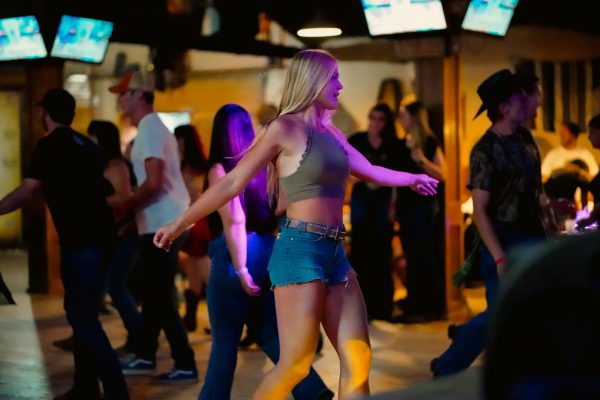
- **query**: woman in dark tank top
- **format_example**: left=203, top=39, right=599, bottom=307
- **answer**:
left=197, top=104, right=332, bottom=400
left=347, top=103, right=398, bottom=322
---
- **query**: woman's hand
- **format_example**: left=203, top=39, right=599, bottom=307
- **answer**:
left=410, top=174, right=438, bottom=196
left=237, top=269, right=261, bottom=296
left=153, top=217, right=190, bottom=250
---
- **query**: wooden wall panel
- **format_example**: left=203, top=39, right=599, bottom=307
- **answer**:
left=154, top=70, right=264, bottom=149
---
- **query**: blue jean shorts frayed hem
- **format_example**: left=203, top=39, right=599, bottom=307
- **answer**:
left=268, top=226, right=351, bottom=288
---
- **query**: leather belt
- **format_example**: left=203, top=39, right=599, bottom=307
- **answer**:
left=283, top=218, right=347, bottom=241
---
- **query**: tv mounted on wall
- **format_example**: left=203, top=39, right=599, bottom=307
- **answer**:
left=50, top=15, right=113, bottom=63
left=461, top=0, right=519, bottom=37
left=0, top=16, right=47, bottom=62
left=361, top=0, right=447, bottom=37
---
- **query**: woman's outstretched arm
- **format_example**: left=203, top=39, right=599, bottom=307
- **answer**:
left=154, top=124, right=282, bottom=249
left=335, top=129, right=438, bottom=196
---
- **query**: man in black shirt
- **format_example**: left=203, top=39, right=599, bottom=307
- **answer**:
left=431, top=70, right=546, bottom=377
left=0, top=88, right=128, bottom=400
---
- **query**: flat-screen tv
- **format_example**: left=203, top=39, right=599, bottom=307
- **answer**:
left=158, top=112, right=192, bottom=133
left=361, top=0, right=447, bottom=36
left=50, top=15, right=113, bottom=63
left=0, top=16, right=47, bottom=61
left=461, top=0, right=519, bottom=37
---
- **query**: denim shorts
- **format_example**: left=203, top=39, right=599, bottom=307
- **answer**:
left=268, top=224, right=351, bottom=287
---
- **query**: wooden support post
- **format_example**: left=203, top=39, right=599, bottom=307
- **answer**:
left=443, top=54, right=469, bottom=321
left=23, top=63, right=63, bottom=294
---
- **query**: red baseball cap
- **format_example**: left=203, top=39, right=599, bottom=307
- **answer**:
left=109, top=71, right=155, bottom=94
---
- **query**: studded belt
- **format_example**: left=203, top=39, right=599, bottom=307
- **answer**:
left=283, top=217, right=347, bottom=241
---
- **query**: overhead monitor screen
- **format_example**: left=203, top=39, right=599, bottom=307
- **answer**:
left=461, top=0, right=519, bottom=36
left=50, top=15, right=113, bottom=63
left=0, top=16, right=47, bottom=61
left=361, top=0, right=447, bottom=36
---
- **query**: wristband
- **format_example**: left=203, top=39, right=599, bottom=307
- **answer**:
left=494, top=257, right=505, bottom=266
left=235, top=267, right=249, bottom=276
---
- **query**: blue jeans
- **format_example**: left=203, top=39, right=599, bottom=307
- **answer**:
left=105, top=236, right=142, bottom=351
left=61, top=245, right=129, bottom=399
left=434, top=225, right=544, bottom=376
left=137, top=233, right=196, bottom=370
left=199, top=233, right=331, bottom=400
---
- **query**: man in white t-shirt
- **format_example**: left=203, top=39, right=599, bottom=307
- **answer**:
left=541, top=121, right=599, bottom=180
left=109, top=71, right=197, bottom=383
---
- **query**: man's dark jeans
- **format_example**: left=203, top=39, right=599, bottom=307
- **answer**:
left=433, top=225, right=544, bottom=376
left=61, top=245, right=129, bottom=399
left=137, top=233, right=196, bottom=370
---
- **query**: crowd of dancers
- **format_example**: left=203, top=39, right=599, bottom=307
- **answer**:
left=1, top=48, right=599, bottom=399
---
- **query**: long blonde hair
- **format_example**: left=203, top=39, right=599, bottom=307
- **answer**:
left=278, top=49, right=338, bottom=116
left=259, top=49, right=339, bottom=203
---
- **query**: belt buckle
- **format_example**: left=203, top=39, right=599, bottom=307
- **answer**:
left=331, top=226, right=340, bottom=240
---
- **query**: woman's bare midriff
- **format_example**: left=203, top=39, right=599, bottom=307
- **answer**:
left=285, top=197, right=345, bottom=227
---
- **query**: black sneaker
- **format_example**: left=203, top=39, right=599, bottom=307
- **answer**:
left=154, top=368, right=199, bottom=384
left=121, top=356, right=155, bottom=375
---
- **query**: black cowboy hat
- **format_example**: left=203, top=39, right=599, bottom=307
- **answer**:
left=474, top=69, right=522, bottom=119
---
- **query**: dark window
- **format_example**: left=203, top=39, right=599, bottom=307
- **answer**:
left=541, top=62, right=555, bottom=132
left=592, top=58, right=600, bottom=90
left=576, top=61, right=586, bottom=129
left=561, top=61, right=571, bottom=123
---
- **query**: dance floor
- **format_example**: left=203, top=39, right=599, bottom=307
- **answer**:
left=0, top=249, right=482, bottom=399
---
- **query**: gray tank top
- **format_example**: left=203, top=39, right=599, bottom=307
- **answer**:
left=279, top=128, right=350, bottom=204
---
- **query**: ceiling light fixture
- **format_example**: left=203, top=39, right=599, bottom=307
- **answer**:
left=297, top=26, right=342, bottom=38
left=297, top=9, right=342, bottom=38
